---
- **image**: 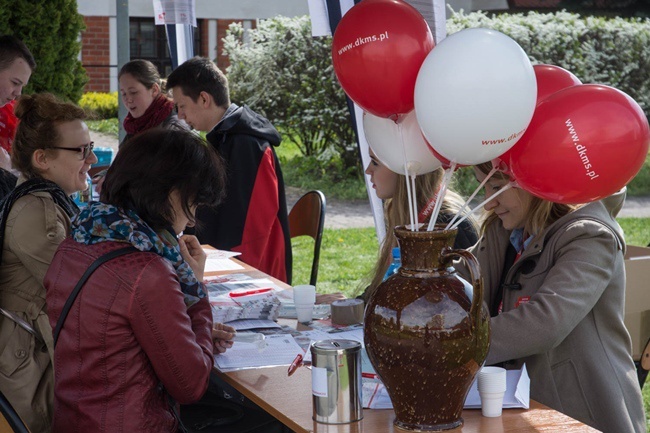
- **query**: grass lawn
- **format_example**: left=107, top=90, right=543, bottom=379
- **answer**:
left=87, top=118, right=119, bottom=137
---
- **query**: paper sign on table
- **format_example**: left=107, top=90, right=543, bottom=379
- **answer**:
left=464, top=364, right=530, bottom=409
left=362, top=365, right=530, bottom=410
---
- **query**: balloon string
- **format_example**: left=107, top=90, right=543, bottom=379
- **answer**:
left=449, top=182, right=515, bottom=230
left=404, top=169, right=416, bottom=230
left=410, top=173, right=418, bottom=230
left=427, top=162, right=456, bottom=231
left=398, top=121, right=416, bottom=230
left=445, top=166, right=498, bottom=230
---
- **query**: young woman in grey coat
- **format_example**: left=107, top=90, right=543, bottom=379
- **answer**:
left=461, top=162, right=645, bottom=433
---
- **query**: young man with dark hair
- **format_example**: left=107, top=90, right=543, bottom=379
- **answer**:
left=167, top=57, right=292, bottom=283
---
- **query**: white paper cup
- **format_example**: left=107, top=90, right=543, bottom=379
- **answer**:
left=480, top=391, right=505, bottom=417
left=296, top=304, right=314, bottom=324
left=293, top=285, right=316, bottom=304
left=477, top=366, right=507, bottom=393
left=294, top=285, right=316, bottom=324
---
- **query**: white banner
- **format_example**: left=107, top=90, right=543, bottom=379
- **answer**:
left=308, top=0, right=446, bottom=42
left=153, top=0, right=197, bottom=27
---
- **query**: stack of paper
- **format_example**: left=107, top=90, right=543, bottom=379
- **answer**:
left=205, top=276, right=283, bottom=323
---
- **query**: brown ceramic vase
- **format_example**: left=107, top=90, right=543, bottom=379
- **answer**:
left=364, top=226, right=490, bottom=431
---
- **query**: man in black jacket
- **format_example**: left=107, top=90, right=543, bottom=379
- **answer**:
left=167, top=57, right=291, bottom=283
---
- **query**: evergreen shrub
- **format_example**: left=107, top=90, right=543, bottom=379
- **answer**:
left=79, top=92, right=119, bottom=119
left=0, top=0, right=87, bottom=102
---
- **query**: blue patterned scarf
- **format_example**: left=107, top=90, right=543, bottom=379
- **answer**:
left=72, top=201, right=205, bottom=307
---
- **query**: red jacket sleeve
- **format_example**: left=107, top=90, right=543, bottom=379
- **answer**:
left=129, top=259, right=214, bottom=404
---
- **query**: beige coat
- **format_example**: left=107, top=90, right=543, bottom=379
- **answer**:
left=459, top=191, right=645, bottom=433
left=0, top=188, right=72, bottom=433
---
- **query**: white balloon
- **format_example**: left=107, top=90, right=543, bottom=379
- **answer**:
left=414, top=28, right=537, bottom=165
left=363, top=110, right=442, bottom=176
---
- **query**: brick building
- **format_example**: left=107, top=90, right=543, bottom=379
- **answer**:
left=77, top=0, right=309, bottom=92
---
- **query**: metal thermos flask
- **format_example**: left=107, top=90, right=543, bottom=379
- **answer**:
left=310, top=339, right=363, bottom=424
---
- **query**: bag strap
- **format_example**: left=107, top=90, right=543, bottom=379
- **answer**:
left=53, top=246, right=138, bottom=347
left=0, top=307, right=45, bottom=345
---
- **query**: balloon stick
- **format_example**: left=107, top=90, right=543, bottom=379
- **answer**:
left=449, top=182, right=515, bottom=230
left=404, top=168, right=416, bottom=230
left=445, top=165, right=498, bottom=230
left=410, top=172, right=418, bottom=229
left=427, top=162, right=456, bottom=231
left=398, top=122, right=417, bottom=230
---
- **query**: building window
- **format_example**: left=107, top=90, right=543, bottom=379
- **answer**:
left=129, top=18, right=202, bottom=77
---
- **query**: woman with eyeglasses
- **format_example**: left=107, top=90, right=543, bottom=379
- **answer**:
left=0, top=92, right=96, bottom=432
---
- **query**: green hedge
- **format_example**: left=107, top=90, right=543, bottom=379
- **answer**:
left=0, top=0, right=87, bottom=102
left=79, top=92, right=119, bottom=120
left=448, top=10, right=650, bottom=118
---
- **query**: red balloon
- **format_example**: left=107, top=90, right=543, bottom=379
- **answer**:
left=534, top=64, right=581, bottom=104
left=493, top=65, right=582, bottom=174
left=508, top=84, right=650, bottom=204
left=331, top=0, right=434, bottom=118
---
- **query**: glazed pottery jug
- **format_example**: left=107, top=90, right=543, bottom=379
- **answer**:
left=364, top=226, right=490, bottom=431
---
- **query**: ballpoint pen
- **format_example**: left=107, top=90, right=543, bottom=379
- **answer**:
left=287, top=353, right=303, bottom=376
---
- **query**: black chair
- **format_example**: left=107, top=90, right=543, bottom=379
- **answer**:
left=0, top=389, right=30, bottom=432
left=288, top=190, right=326, bottom=286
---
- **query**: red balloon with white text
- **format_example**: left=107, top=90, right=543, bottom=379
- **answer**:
left=331, top=0, right=434, bottom=118
left=493, top=64, right=582, bottom=173
left=508, top=84, right=650, bottom=204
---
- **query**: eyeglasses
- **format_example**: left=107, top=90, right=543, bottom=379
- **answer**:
left=53, top=142, right=95, bottom=160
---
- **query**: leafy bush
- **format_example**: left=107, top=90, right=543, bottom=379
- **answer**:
left=223, top=17, right=357, bottom=168
left=0, top=0, right=87, bottom=102
left=447, top=10, right=650, bottom=118
left=79, top=92, right=119, bottom=120
left=627, top=154, right=650, bottom=196
left=281, top=150, right=367, bottom=200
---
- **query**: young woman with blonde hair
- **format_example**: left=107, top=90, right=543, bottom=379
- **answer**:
left=358, top=149, right=478, bottom=301
left=461, top=162, right=644, bottom=433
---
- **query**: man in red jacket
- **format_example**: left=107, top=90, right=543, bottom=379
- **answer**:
left=167, top=57, right=292, bottom=283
